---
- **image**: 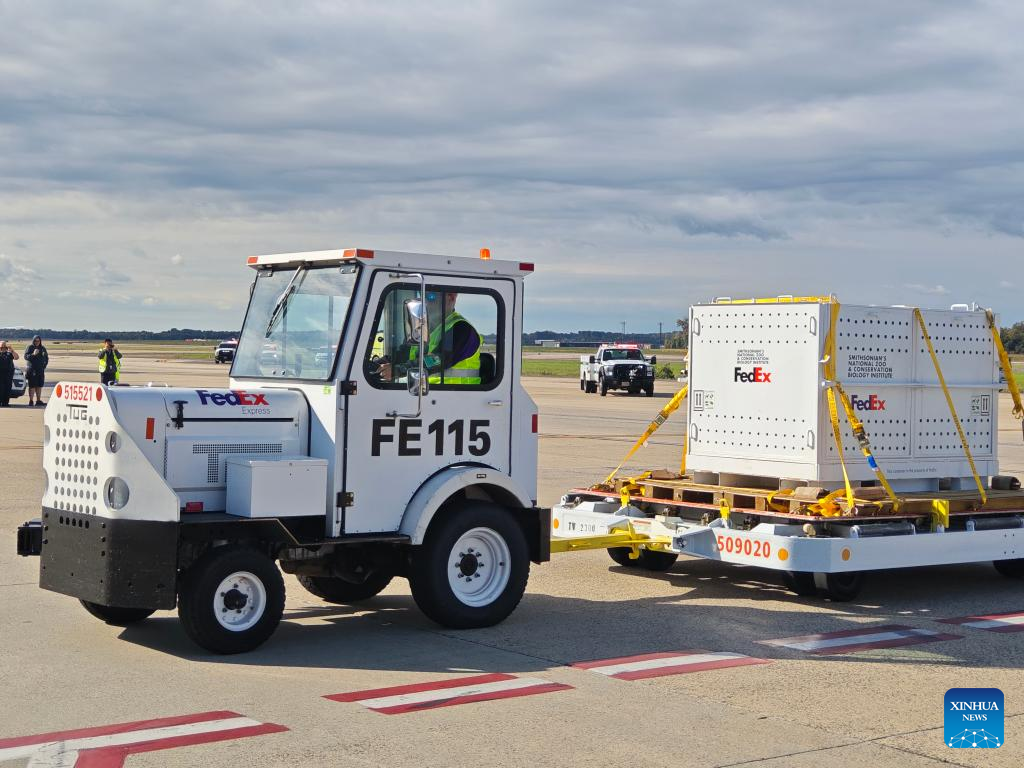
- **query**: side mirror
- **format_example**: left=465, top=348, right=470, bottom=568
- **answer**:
left=405, top=299, right=428, bottom=343
left=407, top=370, right=429, bottom=397
left=650, top=355, right=657, bottom=365
left=589, top=355, right=596, bottom=364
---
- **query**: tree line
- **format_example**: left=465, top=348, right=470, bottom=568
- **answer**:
left=0, top=328, right=239, bottom=341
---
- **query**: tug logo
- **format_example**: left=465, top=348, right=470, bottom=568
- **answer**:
left=849, top=394, right=886, bottom=411
left=734, top=366, right=772, bottom=383
left=196, top=389, right=269, bottom=406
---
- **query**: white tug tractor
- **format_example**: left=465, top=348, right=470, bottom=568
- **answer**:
left=17, top=248, right=547, bottom=653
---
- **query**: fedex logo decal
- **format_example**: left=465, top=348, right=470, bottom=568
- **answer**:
left=734, top=366, right=772, bottom=383
left=196, top=389, right=269, bottom=406
left=850, top=394, right=886, bottom=411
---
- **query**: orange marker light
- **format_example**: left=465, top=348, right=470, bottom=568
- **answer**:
left=247, top=256, right=258, bottom=264
left=479, top=248, right=491, bottom=260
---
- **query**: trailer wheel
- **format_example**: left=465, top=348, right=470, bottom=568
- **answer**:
left=608, top=547, right=679, bottom=571
left=600, top=378, right=609, bottom=396
left=79, top=600, right=155, bottom=626
left=781, top=571, right=817, bottom=597
left=296, top=572, right=393, bottom=604
left=178, top=546, right=285, bottom=654
left=814, top=571, right=864, bottom=602
left=994, top=558, right=1024, bottom=578
left=410, top=502, right=529, bottom=629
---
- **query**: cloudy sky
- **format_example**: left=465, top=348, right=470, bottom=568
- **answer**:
left=1, top=0, right=1021, bottom=332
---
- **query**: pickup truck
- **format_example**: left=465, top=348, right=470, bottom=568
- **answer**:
left=580, top=344, right=656, bottom=396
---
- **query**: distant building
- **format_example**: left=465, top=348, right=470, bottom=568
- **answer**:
left=535, top=339, right=561, bottom=348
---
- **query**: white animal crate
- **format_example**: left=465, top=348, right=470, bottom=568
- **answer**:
left=685, top=299, right=999, bottom=491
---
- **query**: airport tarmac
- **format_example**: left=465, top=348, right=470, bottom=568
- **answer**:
left=2, top=355, right=1023, bottom=767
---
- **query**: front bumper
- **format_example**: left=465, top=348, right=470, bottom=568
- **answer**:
left=36, top=507, right=178, bottom=609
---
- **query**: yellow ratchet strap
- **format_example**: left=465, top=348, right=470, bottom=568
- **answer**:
left=823, top=300, right=900, bottom=512
left=766, top=488, right=794, bottom=514
left=602, top=384, right=689, bottom=486
left=619, top=472, right=652, bottom=508
left=914, top=308, right=987, bottom=505
left=985, top=309, right=1024, bottom=426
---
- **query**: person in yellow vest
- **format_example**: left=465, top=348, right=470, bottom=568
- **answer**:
left=376, top=292, right=482, bottom=385
left=97, top=338, right=123, bottom=385
left=419, top=291, right=482, bottom=385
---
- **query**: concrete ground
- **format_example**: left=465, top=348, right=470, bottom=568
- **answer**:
left=1, top=354, right=1023, bottom=767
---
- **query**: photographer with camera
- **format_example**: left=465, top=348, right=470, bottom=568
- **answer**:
left=97, top=338, right=123, bottom=385
left=23, top=335, right=48, bottom=406
left=0, top=341, right=20, bottom=407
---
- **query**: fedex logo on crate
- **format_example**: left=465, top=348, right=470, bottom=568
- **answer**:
left=196, top=389, right=269, bottom=407
left=850, top=394, right=886, bottom=411
left=733, top=366, right=772, bottom=383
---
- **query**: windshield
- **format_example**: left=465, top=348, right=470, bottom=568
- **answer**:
left=603, top=349, right=644, bottom=361
left=232, top=265, right=358, bottom=379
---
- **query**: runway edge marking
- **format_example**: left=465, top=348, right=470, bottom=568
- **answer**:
left=759, top=624, right=962, bottom=655
left=0, top=710, right=288, bottom=768
left=571, top=650, right=770, bottom=680
left=325, top=673, right=572, bottom=714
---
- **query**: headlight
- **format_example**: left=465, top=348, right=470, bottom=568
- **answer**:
left=104, top=477, right=130, bottom=510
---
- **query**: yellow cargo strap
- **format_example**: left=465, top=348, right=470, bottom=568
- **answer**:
left=602, top=384, right=689, bottom=486
left=619, top=472, right=652, bottom=508
left=823, top=300, right=900, bottom=513
left=985, top=309, right=1024, bottom=427
left=913, top=308, right=987, bottom=505
left=712, top=295, right=835, bottom=305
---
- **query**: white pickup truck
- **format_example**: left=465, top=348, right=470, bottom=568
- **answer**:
left=580, top=344, right=656, bottom=397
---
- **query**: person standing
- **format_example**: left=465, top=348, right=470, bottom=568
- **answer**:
left=0, top=341, right=20, bottom=407
left=97, top=339, right=123, bottom=385
left=24, top=335, right=48, bottom=406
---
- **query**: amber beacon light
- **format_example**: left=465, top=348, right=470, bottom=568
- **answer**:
left=479, top=248, right=491, bottom=260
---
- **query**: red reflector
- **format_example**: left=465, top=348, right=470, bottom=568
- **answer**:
left=531, top=414, right=539, bottom=433
left=145, top=417, right=155, bottom=440
left=55, top=384, right=63, bottom=398
left=519, top=262, right=535, bottom=272
left=96, top=387, right=103, bottom=401
left=247, top=256, right=259, bottom=264
left=343, top=248, right=374, bottom=259
left=184, top=501, right=204, bottom=513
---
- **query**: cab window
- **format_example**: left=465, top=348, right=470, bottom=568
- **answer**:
left=364, top=284, right=502, bottom=390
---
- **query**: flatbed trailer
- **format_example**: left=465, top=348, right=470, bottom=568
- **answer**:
left=550, top=475, right=1024, bottom=601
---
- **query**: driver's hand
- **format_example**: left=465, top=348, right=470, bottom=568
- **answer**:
left=379, top=362, right=392, bottom=381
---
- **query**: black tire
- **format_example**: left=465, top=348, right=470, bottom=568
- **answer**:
left=409, top=502, right=529, bottom=629
left=80, top=600, right=155, bottom=626
left=296, top=572, right=393, bottom=604
left=600, top=378, right=609, bottom=396
left=994, top=558, right=1024, bottom=578
left=645, top=385, right=654, bottom=397
left=587, top=381, right=597, bottom=394
left=178, top=546, right=285, bottom=654
left=782, top=571, right=817, bottom=597
left=608, top=547, right=679, bottom=571
left=816, top=571, right=864, bottom=602
left=580, top=378, right=585, bottom=391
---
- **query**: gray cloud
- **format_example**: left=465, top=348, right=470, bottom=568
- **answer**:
left=0, top=1, right=1022, bottom=329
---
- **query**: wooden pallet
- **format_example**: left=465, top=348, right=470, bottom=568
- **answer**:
left=593, top=471, right=1024, bottom=519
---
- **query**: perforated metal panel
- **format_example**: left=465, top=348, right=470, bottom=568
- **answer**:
left=686, top=301, right=1000, bottom=487
left=193, top=442, right=283, bottom=484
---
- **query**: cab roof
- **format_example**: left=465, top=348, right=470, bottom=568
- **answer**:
left=246, top=248, right=534, bottom=277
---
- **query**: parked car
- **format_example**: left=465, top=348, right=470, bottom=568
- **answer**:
left=10, top=367, right=26, bottom=399
left=214, top=340, right=238, bottom=364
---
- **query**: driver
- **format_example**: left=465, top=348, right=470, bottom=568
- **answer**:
left=377, top=291, right=483, bottom=385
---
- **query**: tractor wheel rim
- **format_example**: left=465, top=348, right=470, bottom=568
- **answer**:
left=213, top=570, right=266, bottom=631
left=447, top=527, right=511, bottom=608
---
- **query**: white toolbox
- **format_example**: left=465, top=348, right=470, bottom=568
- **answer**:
left=685, top=300, right=999, bottom=490
left=225, top=456, right=328, bottom=518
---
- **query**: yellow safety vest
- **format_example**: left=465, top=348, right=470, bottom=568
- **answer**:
left=411, top=311, right=482, bottom=385
left=97, top=350, right=122, bottom=381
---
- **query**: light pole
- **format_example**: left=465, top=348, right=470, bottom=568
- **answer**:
left=620, top=321, right=626, bottom=338
left=658, top=321, right=663, bottom=349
